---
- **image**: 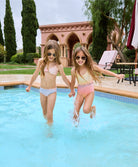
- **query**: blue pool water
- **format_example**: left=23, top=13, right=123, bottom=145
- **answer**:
left=0, top=87, right=137, bottom=167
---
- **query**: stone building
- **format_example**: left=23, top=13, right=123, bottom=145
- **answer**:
left=39, top=21, right=112, bottom=67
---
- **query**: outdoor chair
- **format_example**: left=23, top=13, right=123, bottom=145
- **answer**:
left=117, top=64, right=137, bottom=85
left=98, top=50, right=118, bottom=70
left=134, top=68, right=138, bottom=86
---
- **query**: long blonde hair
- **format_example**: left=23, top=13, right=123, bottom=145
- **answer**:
left=40, top=40, right=61, bottom=76
left=72, top=46, right=101, bottom=82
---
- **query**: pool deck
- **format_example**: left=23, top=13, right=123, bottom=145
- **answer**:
left=0, top=74, right=138, bottom=99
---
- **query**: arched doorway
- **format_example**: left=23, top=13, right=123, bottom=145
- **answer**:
left=47, top=34, right=59, bottom=42
left=66, top=32, right=80, bottom=66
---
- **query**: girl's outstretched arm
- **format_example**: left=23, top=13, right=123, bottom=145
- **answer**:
left=68, top=67, right=76, bottom=97
left=58, top=64, right=71, bottom=88
left=93, top=64, right=125, bottom=79
left=26, top=58, right=43, bottom=92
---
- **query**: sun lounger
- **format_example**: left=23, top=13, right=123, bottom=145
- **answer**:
left=98, top=50, right=118, bottom=70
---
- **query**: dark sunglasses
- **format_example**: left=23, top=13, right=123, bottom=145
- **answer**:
left=75, top=56, right=86, bottom=60
left=47, top=53, right=56, bottom=57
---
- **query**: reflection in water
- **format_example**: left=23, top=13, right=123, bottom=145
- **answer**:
left=46, top=124, right=53, bottom=138
left=43, top=122, right=54, bottom=138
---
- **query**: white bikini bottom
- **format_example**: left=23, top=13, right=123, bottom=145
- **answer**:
left=40, top=87, right=57, bottom=96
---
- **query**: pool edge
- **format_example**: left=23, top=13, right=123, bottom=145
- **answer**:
left=0, top=81, right=138, bottom=99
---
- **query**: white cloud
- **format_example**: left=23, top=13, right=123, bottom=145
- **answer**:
left=0, top=0, right=88, bottom=49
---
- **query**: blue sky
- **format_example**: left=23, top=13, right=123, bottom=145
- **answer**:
left=0, top=0, right=88, bottom=49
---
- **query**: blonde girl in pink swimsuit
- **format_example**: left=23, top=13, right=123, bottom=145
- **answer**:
left=69, top=47, right=124, bottom=124
left=26, top=40, right=70, bottom=125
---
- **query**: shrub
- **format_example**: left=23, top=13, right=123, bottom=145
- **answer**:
left=0, top=44, right=6, bottom=63
left=26, top=53, right=40, bottom=63
left=11, top=53, right=25, bottom=64
left=123, top=49, right=135, bottom=62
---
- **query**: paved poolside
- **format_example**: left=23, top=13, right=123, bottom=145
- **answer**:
left=0, top=74, right=138, bottom=98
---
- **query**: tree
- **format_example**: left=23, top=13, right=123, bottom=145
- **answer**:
left=0, top=21, right=4, bottom=46
left=85, top=0, right=135, bottom=62
left=21, top=0, right=39, bottom=58
left=92, top=18, right=108, bottom=61
left=85, top=0, right=109, bottom=61
left=4, top=0, right=16, bottom=62
left=0, top=44, right=6, bottom=63
left=73, top=42, right=81, bottom=51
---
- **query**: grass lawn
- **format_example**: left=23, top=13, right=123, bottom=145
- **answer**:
left=0, top=69, right=36, bottom=74
left=0, top=64, right=72, bottom=75
left=0, top=64, right=129, bottom=77
left=0, top=64, right=35, bottom=69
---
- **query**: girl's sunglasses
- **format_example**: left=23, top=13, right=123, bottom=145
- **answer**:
left=47, top=53, right=56, bottom=57
left=75, top=56, right=86, bottom=60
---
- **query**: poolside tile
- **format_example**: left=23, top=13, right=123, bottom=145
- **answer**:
left=0, top=74, right=138, bottom=99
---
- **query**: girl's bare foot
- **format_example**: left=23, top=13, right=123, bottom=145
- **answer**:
left=73, top=111, right=80, bottom=127
left=43, top=114, right=47, bottom=120
left=90, top=106, right=96, bottom=119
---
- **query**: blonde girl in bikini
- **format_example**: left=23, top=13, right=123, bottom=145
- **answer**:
left=26, top=40, right=70, bottom=125
left=69, top=47, right=124, bottom=123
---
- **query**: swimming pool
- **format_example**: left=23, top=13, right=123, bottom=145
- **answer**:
left=0, top=87, right=137, bottom=167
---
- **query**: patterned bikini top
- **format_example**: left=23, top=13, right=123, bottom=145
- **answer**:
left=44, top=65, right=58, bottom=75
left=76, top=71, right=93, bottom=85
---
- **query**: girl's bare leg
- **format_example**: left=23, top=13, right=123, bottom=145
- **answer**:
left=74, top=94, right=84, bottom=120
left=83, top=92, right=96, bottom=118
left=40, top=93, right=48, bottom=119
left=47, top=92, right=56, bottom=125
left=90, top=106, right=96, bottom=118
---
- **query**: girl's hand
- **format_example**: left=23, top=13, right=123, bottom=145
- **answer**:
left=68, top=91, right=75, bottom=97
left=26, top=86, right=30, bottom=92
left=116, top=74, right=125, bottom=79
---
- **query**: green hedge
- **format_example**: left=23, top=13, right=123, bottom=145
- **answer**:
left=0, top=44, right=6, bottom=62
left=11, top=52, right=41, bottom=64
left=26, top=53, right=40, bottom=63
left=11, top=53, right=25, bottom=64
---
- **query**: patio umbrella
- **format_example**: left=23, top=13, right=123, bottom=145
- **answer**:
left=127, top=0, right=138, bottom=68
left=132, top=0, right=138, bottom=49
